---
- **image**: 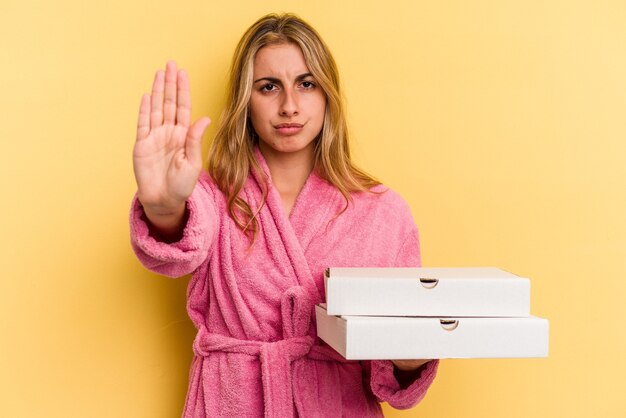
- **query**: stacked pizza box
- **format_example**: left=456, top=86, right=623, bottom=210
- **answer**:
left=316, top=267, right=549, bottom=359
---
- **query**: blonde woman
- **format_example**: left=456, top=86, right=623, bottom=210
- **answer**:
left=131, top=13, right=438, bottom=417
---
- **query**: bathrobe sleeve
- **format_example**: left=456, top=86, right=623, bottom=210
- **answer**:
left=366, top=224, right=440, bottom=409
left=367, top=359, right=439, bottom=409
left=129, top=175, right=218, bottom=278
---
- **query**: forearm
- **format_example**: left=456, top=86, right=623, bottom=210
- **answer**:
left=129, top=185, right=217, bottom=278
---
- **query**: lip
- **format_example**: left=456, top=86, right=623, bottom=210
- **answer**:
left=274, top=123, right=304, bottom=136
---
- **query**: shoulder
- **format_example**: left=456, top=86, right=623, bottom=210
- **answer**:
left=187, top=171, right=226, bottom=218
left=197, top=171, right=222, bottom=198
left=347, top=183, right=421, bottom=265
left=198, top=170, right=216, bottom=187
left=347, top=183, right=417, bottom=230
left=354, top=184, right=413, bottom=215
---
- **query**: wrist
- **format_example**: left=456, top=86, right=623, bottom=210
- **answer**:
left=392, top=360, right=430, bottom=388
left=391, top=359, right=430, bottom=371
left=143, top=202, right=186, bottom=219
left=141, top=202, right=188, bottom=242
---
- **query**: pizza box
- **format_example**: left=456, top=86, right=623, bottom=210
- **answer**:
left=324, top=267, right=530, bottom=317
left=315, top=304, right=549, bottom=360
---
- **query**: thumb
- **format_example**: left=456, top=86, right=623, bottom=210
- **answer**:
left=185, top=117, right=211, bottom=168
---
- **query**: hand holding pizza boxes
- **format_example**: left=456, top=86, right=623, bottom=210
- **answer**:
left=316, top=267, right=549, bottom=359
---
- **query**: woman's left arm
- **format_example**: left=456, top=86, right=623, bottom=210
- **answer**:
left=368, top=206, right=440, bottom=409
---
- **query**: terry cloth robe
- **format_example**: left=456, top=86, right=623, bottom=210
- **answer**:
left=130, top=148, right=439, bottom=418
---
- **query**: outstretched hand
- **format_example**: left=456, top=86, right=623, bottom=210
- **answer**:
left=133, top=61, right=211, bottom=218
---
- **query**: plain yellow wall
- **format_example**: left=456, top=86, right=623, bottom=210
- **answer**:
left=1, top=0, right=625, bottom=417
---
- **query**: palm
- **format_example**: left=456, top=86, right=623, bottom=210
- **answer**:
left=134, top=123, right=196, bottom=206
left=133, top=61, right=210, bottom=211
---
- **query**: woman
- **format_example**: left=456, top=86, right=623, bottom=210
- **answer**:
left=131, top=13, right=438, bottom=417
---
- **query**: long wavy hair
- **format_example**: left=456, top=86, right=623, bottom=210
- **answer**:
left=208, top=13, right=380, bottom=240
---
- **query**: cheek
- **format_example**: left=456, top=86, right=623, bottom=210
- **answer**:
left=249, top=100, right=268, bottom=131
left=249, top=98, right=260, bottom=121
left=315, top=92, right=327, bottom=114
left=313, top=96, right=327, bottom=123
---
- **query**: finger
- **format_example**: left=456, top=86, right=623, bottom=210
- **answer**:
left=185, top=117, right=211, bottom=167
left=150, top=70, right=165, bottom=129
left=163, top=60, right=177, bottom=124
left=177, top=69, right=191, bottom=128
left=136, top=93, right=151, bottom=141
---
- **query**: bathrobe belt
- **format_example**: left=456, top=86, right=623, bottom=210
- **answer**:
left=192, top=285, right=348, bottom=418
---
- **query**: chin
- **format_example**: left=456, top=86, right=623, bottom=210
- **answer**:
left=265, top=137, right=316, bottom=155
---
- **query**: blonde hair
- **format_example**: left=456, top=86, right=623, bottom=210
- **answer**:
left=208, top=13, right=380, bottom=239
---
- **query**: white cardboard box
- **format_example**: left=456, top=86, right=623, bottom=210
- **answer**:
left=324, top=267, right=530, bottom=317
left=315, top=304, right=549, bottom=360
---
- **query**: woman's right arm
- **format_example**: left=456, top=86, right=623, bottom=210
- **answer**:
left=130, top=61, right=214, bottom=277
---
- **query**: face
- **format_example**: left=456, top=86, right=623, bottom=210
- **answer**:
left=249, top=42, right=326, bottom=158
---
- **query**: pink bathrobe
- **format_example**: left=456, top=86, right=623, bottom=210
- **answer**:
left=130, top=149, right=438, bottom=417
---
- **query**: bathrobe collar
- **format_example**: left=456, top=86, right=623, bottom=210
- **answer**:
left=251, top=146, right=342, bottom=303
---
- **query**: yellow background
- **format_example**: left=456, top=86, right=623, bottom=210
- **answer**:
left=1, top=0, right=625, bottom=416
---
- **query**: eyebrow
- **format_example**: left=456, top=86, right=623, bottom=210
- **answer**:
left=253, top=72, right=314, bottom=84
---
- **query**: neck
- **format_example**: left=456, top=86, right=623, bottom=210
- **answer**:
left=258, top=142, right=315, bottom=214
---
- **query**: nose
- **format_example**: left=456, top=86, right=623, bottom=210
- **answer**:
left=279, top=88, right=299, bottom=117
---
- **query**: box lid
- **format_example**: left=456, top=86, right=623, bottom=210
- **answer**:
left=324, top=267, right=530, bottom=317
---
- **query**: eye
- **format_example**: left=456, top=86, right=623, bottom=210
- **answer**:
left=260, top=83, right=277, bottom=93
left=301, top=80, right=316, bottom=89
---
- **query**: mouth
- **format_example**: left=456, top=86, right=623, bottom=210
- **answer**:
left=274, top=123, right=304, bottom=135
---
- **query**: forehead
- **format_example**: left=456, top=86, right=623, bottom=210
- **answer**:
left=253, top=43, right=310, bottom=76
